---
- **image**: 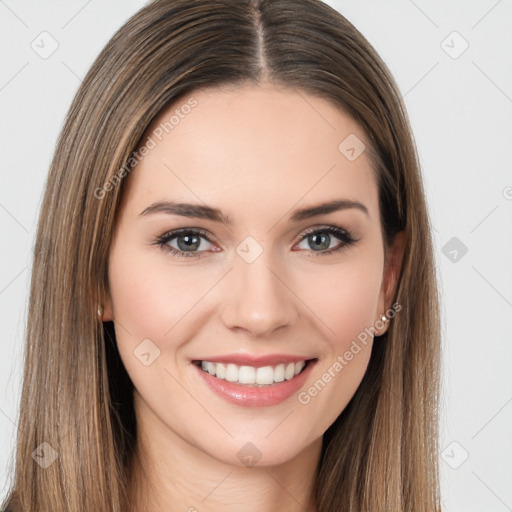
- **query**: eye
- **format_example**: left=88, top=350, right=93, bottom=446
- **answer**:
left=155, top=228, right=217, bottom=258
left=154, top=225, right=358, bottom=259
left=294, top=225, right=357, bottom=256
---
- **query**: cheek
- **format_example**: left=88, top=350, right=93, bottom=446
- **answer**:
left=107, top=244, right=198, bottom=359
left=290, top=252, right=383, bottom=428
left=110, top=239, right=210, bottom=326
left=106, top=246, right=212, bottom=416
left=294, top=251, right=383, bottom=348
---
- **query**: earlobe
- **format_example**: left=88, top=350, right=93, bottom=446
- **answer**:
left=98, top=288, right=114, bottom=322
left=98, top=304, right=114, bottom=322
left=100, top=303, right=114, bottom=322
left=376, top=313, right=390, bottom=336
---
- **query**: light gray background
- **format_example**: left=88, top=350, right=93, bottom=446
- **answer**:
left=1, top=1, right=511, bottom=510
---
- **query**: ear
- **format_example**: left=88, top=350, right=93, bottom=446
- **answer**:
left=99, top=286, right=114, bottom=322
left=375, top=230, right=406, bottom=335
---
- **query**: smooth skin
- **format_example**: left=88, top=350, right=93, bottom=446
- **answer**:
left=102, top=83, right=405, bottom=512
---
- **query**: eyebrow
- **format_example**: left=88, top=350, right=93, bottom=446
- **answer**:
left=138, top=199, right=369, bottom=224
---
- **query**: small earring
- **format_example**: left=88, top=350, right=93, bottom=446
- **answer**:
left=377, top=314, right=389, bottom=337
left=97, top=304, right=103, bottom=320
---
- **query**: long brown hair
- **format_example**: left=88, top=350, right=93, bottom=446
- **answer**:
left=2, top=0, right=441, bottom=510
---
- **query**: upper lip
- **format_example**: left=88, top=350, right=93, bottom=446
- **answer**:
left=192, top=353, right=317, bottom=368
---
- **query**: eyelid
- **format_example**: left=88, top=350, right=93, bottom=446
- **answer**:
left=295, top=223, right=354, bottom=241
left=154, top=223, right=358, bottom=258
left=156, top=227, right=217, bottom=245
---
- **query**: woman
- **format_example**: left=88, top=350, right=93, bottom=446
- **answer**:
left=2, top=0, right=441, bottom=510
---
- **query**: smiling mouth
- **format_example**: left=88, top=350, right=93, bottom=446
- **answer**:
left=192, top=358, right=317, bottom=387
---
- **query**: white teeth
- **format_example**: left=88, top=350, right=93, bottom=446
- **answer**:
left=285, top=362, right=295, bottom=380
left=239, top=366, right=256, bottom=384
left=256, top=366, right=274, bottom=385
left=274, top=364, right=285, bottom=382
left=216, top=363, right=227, bottom=379
left=198, top=360, right=309, bottom=386
left=202, top=361, right=216, bottom=375
left=225, top=364, right=238, bottom=382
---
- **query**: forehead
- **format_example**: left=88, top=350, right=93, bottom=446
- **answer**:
left=120, top=84, right=379, bottom=222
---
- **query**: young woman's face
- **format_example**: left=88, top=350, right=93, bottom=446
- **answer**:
left=105, top=84, right=399, bottom=467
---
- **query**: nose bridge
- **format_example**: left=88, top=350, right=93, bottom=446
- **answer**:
left=220, top=241, right=297, bottom=335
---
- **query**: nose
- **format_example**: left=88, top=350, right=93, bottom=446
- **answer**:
left=219, top=251, right=298, bottom=337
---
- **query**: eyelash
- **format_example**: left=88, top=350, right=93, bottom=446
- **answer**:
left=154, top=225, right=358, bottom=259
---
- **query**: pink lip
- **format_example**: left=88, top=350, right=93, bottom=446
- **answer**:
left=191, top=353, right=313, bottom=368
left=192, top=358, right=318, bottom=407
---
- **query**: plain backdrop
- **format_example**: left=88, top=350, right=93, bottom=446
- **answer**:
left=1, top=1, right=511, bottom=510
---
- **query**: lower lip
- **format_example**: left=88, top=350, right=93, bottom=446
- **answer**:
left=192, top=359, right=317, bottom=407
